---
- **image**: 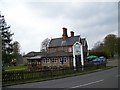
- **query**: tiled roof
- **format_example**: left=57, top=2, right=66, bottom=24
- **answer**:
left=27, top=51, right=73, bottom=60
left=49, top=35, right=80, bottom=47
left=23, top=51, right=47, bottom=57
left=29, top=56, right=42, bottom=59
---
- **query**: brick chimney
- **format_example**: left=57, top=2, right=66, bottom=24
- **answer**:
left=70, top=31, right=74, bottom=37
left=62, top=27, right=68, bottom=39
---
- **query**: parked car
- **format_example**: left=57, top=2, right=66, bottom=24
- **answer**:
left=99, top=56, right=106, bottom=62
left=90, top=56, right=106, bottom=62
left=90, top=58, right=102, bottom=63
left=84, top=56, right=107, bottom=67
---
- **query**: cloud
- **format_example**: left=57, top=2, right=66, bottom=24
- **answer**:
left=0, top=1, right=118, bottom=53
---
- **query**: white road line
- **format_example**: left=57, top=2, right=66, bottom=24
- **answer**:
left=71, top=79, right=104, bottom=88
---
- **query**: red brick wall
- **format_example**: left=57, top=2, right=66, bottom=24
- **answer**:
left=48, top=45, right=73, bottom=53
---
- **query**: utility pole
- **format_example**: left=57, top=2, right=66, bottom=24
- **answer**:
left=0, top=11, right=2, bottom=90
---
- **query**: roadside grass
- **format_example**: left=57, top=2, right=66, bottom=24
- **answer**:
left=4, top=64, right=27, bottom=71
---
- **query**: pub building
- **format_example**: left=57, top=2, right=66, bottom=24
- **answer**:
left=23, top=27, right=88, bottom=70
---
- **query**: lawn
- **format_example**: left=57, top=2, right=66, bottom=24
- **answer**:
left=4, top=64, right=27, bottom=71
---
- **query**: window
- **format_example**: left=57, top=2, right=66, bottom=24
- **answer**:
left=37, top=61, right=40, bottom=64
left=64, top=57, right=66, bottom=62
left=51, top=58, right=53, bottom=62
left=52, top=58, right=57, bottom=63
left=59, top=58, right=62, bottom=62
left=43, top=59, right=45, bottom=63
left=27, top=62, right=29, bottom=64
left=43, top=58, right=45, bottom=62
left=61, top=40, right=66, bottom=46
left=59, top=57, right=67, bottom=63
left=68, top=47, right=72, bottom=52
left=43, top=58, right=50, bottom=63
left=47, top=58, right=50, bottom=63
left=37, top=62, right=39, bottom=64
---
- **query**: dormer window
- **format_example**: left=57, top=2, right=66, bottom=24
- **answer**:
left=61, top=40, right=66, bottom=46
left=68, top=47, right=72, bottom=52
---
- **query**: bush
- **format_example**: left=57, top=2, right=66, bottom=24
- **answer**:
left=89, top=50, right=109, bottom=59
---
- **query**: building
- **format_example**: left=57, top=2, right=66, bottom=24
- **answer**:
left=23, top=51, right=44, bottom=65
left=24, top=27, right=88, bottom=70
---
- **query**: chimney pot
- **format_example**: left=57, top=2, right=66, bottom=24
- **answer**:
left=70, top=31, right=74, bottom=37
left=62, top=27, right=68, bottom=39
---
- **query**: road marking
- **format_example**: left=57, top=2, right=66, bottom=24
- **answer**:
left=71, top=79, right=104, bottom=88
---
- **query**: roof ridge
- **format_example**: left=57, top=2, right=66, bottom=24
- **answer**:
left=51, top=35, right=80, bottom=40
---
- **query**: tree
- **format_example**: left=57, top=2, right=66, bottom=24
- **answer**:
left=104, top=34, right=117, bottom=58
left=89, top=50, right=108, bottom=58
left=40, top=38, right=50, bottom=52
left=92, top=34, right=118, bottom=58
left=92, top=41, right=104, bottom=50
left=0, top=13, right=14, bottom=64
left=116, top=37, right=120, bottom=57
left=12, top=41, right=21, bottom=65
left=12, top=41, right=20, bottom=58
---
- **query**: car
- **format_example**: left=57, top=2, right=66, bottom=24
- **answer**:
left=90, top=57, right=106, bottom=63
left=85, top=56, right=107, bottom=66
left=99, top=56, right=106, bottom=62
left=89, top=58, right=101, bottom=63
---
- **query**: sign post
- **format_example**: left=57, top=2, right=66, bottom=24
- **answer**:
left=81, top=44, right=84, bottom=71
left=72, top=44, right=76, bottom=71
left=73, top=42, right=84, bottom=71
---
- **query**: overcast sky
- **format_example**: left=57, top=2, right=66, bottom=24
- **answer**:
left=0, top=0, right=118, bottom=54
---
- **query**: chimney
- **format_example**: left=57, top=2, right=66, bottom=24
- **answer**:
left=62, top=27, right=68, bottom=39
left=70, top=31, right=74, bottom=37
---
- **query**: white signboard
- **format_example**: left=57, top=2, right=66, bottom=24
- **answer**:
left=73, top=41, right=84, bottom=71
left=74, top=42, right=81, bottom=55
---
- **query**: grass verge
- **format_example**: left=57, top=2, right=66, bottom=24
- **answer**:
left=4, top=64, right=27, bottom=71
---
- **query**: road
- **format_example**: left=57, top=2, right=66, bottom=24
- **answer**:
left=106, top=58, right=118, bottom=67
left=4, top=67, right=118, bottom=89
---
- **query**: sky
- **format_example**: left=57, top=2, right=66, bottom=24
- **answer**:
left=0, top=0, right=118, bottom=54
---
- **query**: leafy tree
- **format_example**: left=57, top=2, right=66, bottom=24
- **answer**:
left=92, top=34, right=118, bottom=58
left=104, top=34, right=117, bottom=58
left=116, top=37, right=120, bottom=57
left=89, top=50, right=108, bottom=58
left=0, top=13, right=14, bottom=64
left=12, top=41, right=21, bottom=65
left=40, top=38, right=50, bottom=52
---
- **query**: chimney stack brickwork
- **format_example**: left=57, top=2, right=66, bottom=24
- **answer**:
left=70, top=31, right=74, bottom=37
left=62, top=27, right=68, bottom=39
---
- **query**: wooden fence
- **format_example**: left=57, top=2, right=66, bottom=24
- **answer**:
left=2, top=63, right=106, bottom=85
left=2, top=67, right=74, bottom=82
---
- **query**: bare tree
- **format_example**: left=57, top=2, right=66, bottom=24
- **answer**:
left=40, top=38, right=50, bottom=52
left=92, top=41, right=104, bottom=50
